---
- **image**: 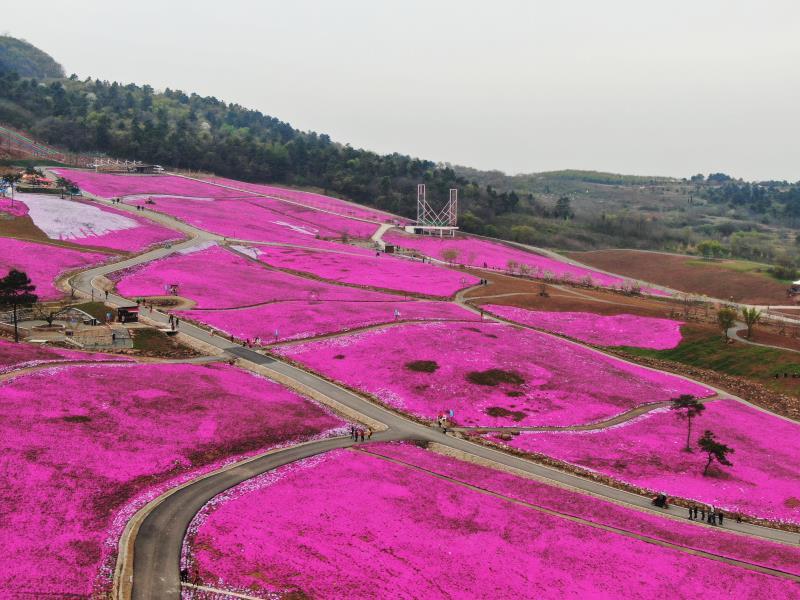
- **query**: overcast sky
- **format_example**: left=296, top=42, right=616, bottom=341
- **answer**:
left=3, top=0, right=799, bottom=180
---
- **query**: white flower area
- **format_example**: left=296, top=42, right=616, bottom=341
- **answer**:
left=230, top=245, right=262, bottom=259
left=20, top=194, right=138, bottom=240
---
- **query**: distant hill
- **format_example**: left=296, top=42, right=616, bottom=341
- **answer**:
left=1, top=37, right=799, bottom=264
left=0, top=36, right=64, bottom=78
left=452, top=165, right=677, bottom=190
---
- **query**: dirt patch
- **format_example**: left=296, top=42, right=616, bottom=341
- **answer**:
left=131, top=328, right=203, bottom=359
left=62, top=415, right=92, bottom=423
left=485, top=406, right=526, bottom=421
left=567, top=250, right=789, bottom=304
left=405, top=360, right=440, bottom=373
left=467, top=369, right=525, bottom=386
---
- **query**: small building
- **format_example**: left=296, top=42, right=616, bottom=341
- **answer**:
left=404, top=225, right=459, bottom=237
left=117, top=306, right=139, bottom=323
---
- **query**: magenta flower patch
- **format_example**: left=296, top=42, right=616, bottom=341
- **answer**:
left=183, top=444, right=798, bottom=598
left=252, top=245, right=480, bottom=298
left=498, top=399, right=800, bottom=523
left=0, top=237, right=111, bottom=300
left=0, top=362, right=345, bottom=596
left=485, top=305, right=684, bottom=349
left=275, top=321, right=713, bottom=427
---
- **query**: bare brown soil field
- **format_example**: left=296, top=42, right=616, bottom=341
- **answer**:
left=566, top=249, right=791, bottom=305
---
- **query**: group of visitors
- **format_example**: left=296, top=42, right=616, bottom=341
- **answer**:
left=688, top=505, right=730, bottom=526
left=349, top=425, right=372, bottom=442
left=168, top=314, right=180, bottom=331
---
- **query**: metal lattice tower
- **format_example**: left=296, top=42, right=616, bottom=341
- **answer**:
left=416, top=184, right=458, bottom=227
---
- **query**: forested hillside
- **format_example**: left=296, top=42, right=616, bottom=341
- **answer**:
left=0, top=36, right=64, bottom=79
left=1, top=36, right=800, bottom=262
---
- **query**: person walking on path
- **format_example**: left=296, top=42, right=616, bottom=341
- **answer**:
left=718, top=511, right=724, bottom=526
left=688, top=506, right=694, bottom=520
left=367, top=428, right=373, bottom=440
left=174, top=317, right=179, bottom=330
left=699, top=508, right=705, bottom=521
left=350, top=425, right=356, bottom=440
left=359, top=429, right=365, bottom=442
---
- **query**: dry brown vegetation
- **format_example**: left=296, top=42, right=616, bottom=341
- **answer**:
left=567, top=250, right=791, bottom=305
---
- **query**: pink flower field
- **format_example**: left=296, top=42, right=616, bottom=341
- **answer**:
left=181, top=299, right=474, bottom=343
left=0, top=197, right=28, bottom=217
left=0, top=338, right=133, bottom=374
left=112, top=245, right=397, bottom=308
left=0, top=237, right=111, bottom=300
left=0, top=361, right=345, bottom=596
left=50, top=169, right=246, bottom=199
left=275, top=321, right=713, bottom=427
left=184, top=443, right=798, bottom=599
left=244, top=197, right=382, bottom=239
left=253, top=246, right=480, bottom=297
left=128, top=195, right=375, bottom=248
left=498, top=399, right=800, bottom=523
left=384, top=230, right=630, bottom=287
left=485, top=305, right=684, bottom=349
left=207, top=176, right=407, bottom=223
left=16, top=194, right=181, bottom=253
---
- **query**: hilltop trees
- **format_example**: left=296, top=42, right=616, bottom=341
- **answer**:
left=0, top=270, right=38, bottom=342
left=1, top=173, right=21, bottom=204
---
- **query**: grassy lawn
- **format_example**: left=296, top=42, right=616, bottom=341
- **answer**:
left=685, top=258, right=793, bottom=285
left=71, top=302, right=111, bottom=321
left=131, top=328, right=199, bottom=358
left=621, top=325, right=800, bottom=396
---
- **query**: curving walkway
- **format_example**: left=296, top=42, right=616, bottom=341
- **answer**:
left=728, top=322, right=800, bottom=355
left=452, top=397, right=719, bottom=433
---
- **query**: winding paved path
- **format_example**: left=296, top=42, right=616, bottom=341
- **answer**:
left=52, top=183, right=800, bottom=599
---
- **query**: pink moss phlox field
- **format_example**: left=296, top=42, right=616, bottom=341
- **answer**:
left=485, top=305, right=684, bottom=349
left=50, top=169, right=247, bottom=199
left=181, top=300, right=473, bottom=343
left=0, top=338, right=134, bottom=374
left=0, top=197, right=29, bottom=217
left=370, top=443, right=800, bottom=575
left=384, top=231, right=629, bottom=287
left=112, top=245, right=397, bottom=308
left=184, top=445, right=797, bottom=599
left=0, top=237, right=110, bottom=300
left=207, top=176, right=406, bottom=223
left=244, top=197, right=381, bottom=239
left=501, top=399, right=800, bottom=523
left=0, top=362, right=345, bottom=596
left=276, top=322, right=713, bottom=427
left=254, top=246, right=480, bottom=297
left=128, top=195, right=374, bottom=249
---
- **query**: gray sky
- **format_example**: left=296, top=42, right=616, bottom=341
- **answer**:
left=4, top=0, right=799, bottom=180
